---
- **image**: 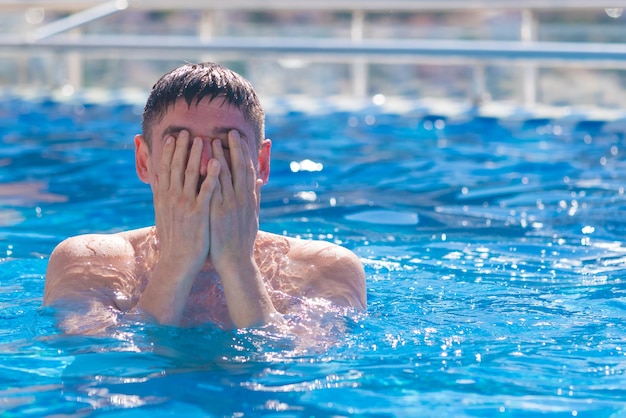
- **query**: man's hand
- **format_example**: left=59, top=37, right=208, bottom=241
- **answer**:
left=208, top=130, right=260, bottom=269
left=209, top=130, right=280, bottom=328
left=137, top=130, right=220, bottom=325
left=153, top=130, right=219, bottom=272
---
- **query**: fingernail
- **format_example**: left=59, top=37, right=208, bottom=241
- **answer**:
left=165, top=136, right=173, bottom=144
left=231, top=130, right=240, bottom=140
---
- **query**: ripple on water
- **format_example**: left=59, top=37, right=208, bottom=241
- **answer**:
left=1, top=99, right=626, bottom=415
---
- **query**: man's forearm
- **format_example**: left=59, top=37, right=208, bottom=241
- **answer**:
left=135, top=258, right=199, bottom=326
left=219, top=258, right=281, bottom=328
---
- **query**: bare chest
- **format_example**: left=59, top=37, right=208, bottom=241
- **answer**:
left=182, top=271, right=231, bottom=327
left=130, top=230, right=310, bottom=327
left=180, top=258, right=308, bottom=328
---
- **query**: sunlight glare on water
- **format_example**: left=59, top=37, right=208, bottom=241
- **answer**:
left=0, top=95, right=625, bottom=416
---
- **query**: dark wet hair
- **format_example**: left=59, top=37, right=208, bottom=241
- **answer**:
left=141, top=62, right=265, bottom=150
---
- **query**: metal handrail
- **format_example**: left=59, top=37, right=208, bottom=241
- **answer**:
left=5, top=35, right=626, bottom=67
left=2, top=0, right=626, bottom=10
left=32, top=1, right=128, bottom=40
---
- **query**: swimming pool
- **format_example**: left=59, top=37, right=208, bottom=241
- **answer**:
left=1, top=93, right=626, bottom=416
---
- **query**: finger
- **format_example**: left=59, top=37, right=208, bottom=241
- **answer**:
left=170, top=130, right=190, bottom=190
left=183, top=137, right=203, bottom=198
left=241, top=140, right=257, bottom=197
left=199, top=158, right=220, bottom=211
left=212, top=139, right=234, bottom=199
left=158, top=135, right=175, bottom=192
left=228, top=130, right=247, bottom=192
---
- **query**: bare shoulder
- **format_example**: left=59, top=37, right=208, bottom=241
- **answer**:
left=44, top=230, right=140, bottom=306
left=47, top=232, right=135, bottom=269
left=260, top=232, right=367, bottom=309
left=288, top=236, right=360, bottom=264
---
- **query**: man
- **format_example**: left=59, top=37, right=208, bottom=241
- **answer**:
left=43, top=62, right=366, bottom=334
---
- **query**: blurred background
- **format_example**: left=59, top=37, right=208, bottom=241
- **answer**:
left=2, top=1, right=626, bottom=109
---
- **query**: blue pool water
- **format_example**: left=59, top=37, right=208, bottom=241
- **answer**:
left=1, top=94, right=626, bottom=417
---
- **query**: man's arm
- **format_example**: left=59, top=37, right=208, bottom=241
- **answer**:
left=134, top=131, right=220, bottom=325
left=314, top=246, right=366, bottom=310
left=291, top=240, right=367, bottom=310
left=44, top=234, right=137, bottom=335
left=132, top=129, right=278, bottom=329
left=209, top=131, right=281, bottom=328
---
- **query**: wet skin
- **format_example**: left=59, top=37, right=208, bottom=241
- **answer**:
left=43, top=97, right=366, bottom=334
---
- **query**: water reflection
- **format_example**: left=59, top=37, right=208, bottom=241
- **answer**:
left=0, top=181, right=66, bottom=207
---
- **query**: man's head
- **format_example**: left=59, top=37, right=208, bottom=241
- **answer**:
left=134, top=62, right=271, bottom=189
left=141, top=62, right=265, bottom=151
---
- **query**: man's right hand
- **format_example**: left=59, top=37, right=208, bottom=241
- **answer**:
left=153, top=130, right=219, bottom=272
left=137, top=130, right=220, bottom=325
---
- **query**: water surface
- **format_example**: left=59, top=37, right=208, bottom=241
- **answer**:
left=1, top=95, right=625, bottom=416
